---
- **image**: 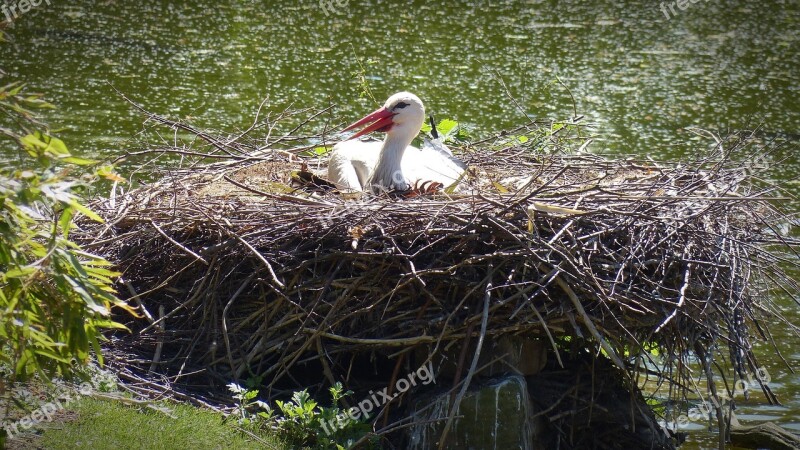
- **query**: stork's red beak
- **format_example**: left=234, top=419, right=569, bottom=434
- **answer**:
left=342, top=107, right=395, bottom=140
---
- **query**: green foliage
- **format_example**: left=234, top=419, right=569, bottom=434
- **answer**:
left=350, top=50, right=377, bottom=103
left=227, top=382, right=375, bottom=449
left=274, top=389, right=323, bottom=447
left=228, top=381, right=274, bottom=425
left=0, top=117, right=132, bottom=446
left=0, top=81, right=55, bottom=142
left=490, top=120, right=586, bottom=154
left=421, top=118, right=472, bottom=144
left=1, top=53, right=133, bottom=385
left=299, top=145, right=333, bottom=158
left=0, top=136, right=134, bottom=381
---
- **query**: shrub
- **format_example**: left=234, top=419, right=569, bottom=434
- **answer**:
left=0, top=67, right=133, bottom=449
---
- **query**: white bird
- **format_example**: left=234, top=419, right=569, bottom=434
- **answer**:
left=327, top=92, right=466, bottom=194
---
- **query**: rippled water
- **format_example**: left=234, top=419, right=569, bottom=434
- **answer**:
left=2, top=1, right=798, bottom=447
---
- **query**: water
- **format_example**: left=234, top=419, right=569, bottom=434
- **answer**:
left=2, top=1, right=798, bottom=447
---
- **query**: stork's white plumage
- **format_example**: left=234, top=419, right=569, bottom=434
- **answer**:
left=327, top=92, right=466, bottom=193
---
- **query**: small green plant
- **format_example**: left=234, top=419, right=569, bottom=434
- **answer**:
left=420, top=118, right=472, bottom=144
left=350, top=50, right=377, bottom=104
left=299, top=145, right=333, bottom=159
left=228, top=382, right=274, bottom=426
left=274, top=389, right=322, bottom=446
left=485, top=120, right=587, bottom=154
left=227, top=382, right=375, bottom=449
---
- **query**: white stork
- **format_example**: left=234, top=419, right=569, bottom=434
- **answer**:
left=327, top=92, right=466, bottom=193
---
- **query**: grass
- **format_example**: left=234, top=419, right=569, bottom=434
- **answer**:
left=24, top=397, right=285, bottom=450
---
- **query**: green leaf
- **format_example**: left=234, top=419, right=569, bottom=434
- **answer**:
left=9, top=83, right=25, bottom=96
left=33, top=348, right=72, bottom=364
left=21, top=132, right=70, bottom=157
left=61, top=156, right=97, bottom=166
left=69, top=200, right=104, bottom=223
left=64, top=276, right=109, bottom=315
left=85, top=266, right=119, bottom=278
left=59, top=207, right=75, bottom=238
left=0, top=80, right=139, bottom=383
left=44, top=136, right=69, bottom=156
left=73, top=251, right=115, bottom=265
left=444, top=170, right=468, bottom=195
left=97, top=165, right=125, bottom=182
left=492, top=181, right=510, bottom=193
left=20, top=133, right=48, bottom=151
left=437, top=119, right=459, bottom=138
left=91, top=320, right=129, bottom=331
left=89, top=331, right=104, bottom=366
left=4, top=266, right=37, bottom=279
left=0, top=81, right=22, bottom=93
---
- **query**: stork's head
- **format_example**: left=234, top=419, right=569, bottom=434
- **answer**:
left=342, top=92, right=425, bottom=140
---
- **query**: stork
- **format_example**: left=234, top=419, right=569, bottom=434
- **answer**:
left=327, top=92, right=466, bottom=194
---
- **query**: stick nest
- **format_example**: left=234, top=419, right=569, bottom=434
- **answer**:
left=79, top=105, right=797, bottom=419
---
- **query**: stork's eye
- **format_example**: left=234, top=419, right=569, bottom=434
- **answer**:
left=394, top=102, right=409, bottom=110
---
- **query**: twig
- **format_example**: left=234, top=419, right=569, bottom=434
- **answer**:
left=149, top=219, right=209, bottom=265
left=556, top=275, right=628, bottom=374
left=438, top=267, right=492, bottom=449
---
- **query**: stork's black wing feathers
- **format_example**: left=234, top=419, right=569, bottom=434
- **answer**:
left=429, top=115, right=439, bottom=140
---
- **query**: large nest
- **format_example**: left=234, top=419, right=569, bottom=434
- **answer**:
left=80, top=101, right=798, bottom=445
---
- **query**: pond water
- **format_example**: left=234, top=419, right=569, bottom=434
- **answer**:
left=2, top=0, right=798, bottom=447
